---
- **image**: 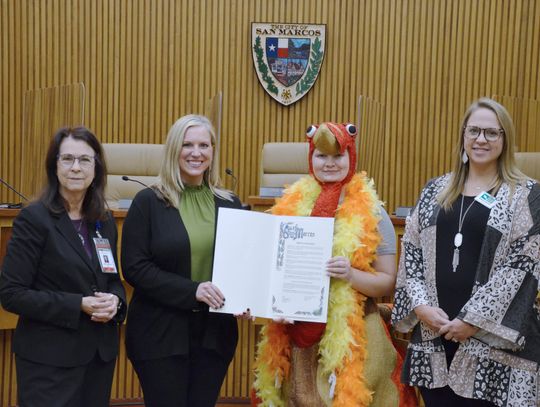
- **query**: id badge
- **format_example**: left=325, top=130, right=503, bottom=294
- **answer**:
left=93, top=238, right=118, bottom=274
left=475, top=191, right=497, bottom=209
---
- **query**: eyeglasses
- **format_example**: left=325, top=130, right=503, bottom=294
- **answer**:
left=57, top=154, right=96, bottom=169
left=463, top=126, right=503, bottom=142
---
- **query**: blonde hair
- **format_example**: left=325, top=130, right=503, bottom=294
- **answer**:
left=155, top=114, right=232, bottom=208
left=438, top=97, right=527, bottom=210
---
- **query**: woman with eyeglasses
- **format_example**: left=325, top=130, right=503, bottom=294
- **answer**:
left=392, top=98, right=540, bottom=406
left=0, top=127, right=126, bottom=407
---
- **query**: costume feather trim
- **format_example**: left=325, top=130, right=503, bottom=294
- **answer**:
left=252, top=323, right=291, bottom=407
left=253, top=173, right=381, bottom=406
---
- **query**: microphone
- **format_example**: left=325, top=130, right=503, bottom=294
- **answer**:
left=121, top=175, right=149, bottom=189
left=0, top=177, right=29, bottom=208
left=225, top=168, right=238, bottom=192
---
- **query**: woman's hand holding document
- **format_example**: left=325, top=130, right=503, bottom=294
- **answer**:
left=211, top=208, right=334, bottom=322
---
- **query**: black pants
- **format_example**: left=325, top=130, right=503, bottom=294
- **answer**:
left=131, top=312, right=233, bottom=407
left=131, top=347, right=230, bottom=407
left=16, top=353, right=116, bottom=407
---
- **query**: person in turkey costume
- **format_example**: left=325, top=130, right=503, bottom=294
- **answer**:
left=252, top=122, right=417, bottom=406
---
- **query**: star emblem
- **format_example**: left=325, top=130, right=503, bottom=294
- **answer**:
left=281, top=89, right=292, bottom=101
left=268, top=44, right=276, bottom=51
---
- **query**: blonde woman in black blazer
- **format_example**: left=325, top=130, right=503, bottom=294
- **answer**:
left=0, top=127, right=126, bottom=407
left=122, top=115, right=245, bottom=407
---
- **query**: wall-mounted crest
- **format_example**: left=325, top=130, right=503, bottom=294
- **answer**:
left=252, top=23, right=326, bottom=106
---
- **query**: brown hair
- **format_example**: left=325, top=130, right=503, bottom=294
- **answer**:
left=41, top=126, right=108, bottom=221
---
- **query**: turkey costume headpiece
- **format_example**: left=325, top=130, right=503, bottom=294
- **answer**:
left=306, top=122, right=357, bottom=218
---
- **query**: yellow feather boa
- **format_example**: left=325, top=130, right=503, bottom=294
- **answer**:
left=253, top=173, right=382, bottom=406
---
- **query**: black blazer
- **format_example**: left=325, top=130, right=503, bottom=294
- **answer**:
left=121, top=188, right=242, bottom=362
left=0, top=202, right=126, bottom=367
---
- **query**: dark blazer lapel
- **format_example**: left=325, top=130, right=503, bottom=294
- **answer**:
left=55, top=214, right=95, bottom=272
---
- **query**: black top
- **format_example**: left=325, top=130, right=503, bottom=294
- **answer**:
left=435, top=194, right=491, bottom=320
left=435, top=193, right=492, bottom=363
left=121, top=188, right=243, bottom=362
left=0, top=202, right=126, bottom=367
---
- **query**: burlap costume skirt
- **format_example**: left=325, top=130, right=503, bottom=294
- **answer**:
left=283, top=301, right=401, bottom=407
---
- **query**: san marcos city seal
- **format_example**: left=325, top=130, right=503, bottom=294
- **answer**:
left=252, top=23, right=326, bottom=106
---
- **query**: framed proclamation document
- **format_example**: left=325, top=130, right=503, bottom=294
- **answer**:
left=210, top=208, right=334, bottom=322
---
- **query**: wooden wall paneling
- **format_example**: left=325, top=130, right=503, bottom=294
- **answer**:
left=236, top=1, right=247, bottom=201
left=391, top=0, right=406, bottom=213
left=131, top=0, right=141, bottom=144
left=148, top=0, right=157, bottom=141
left=218, top=319, right=257, bottom=399
left=525, top=100, right=539, bottom=151
left=421, top=0, right=433, bottom=188
left=110, top=326, right=142, bottom=401
left=392, top=0, right=404, bottom=211
left=432, top=0, right=445, bottom=177
left=154, top=0, right=162, bottom=140
left=501, top=0, right=512, bottom=93
left=205, top=91, right=226, bottom=187
left=484, top=0, right=495, bottom=92
left=111, top=0, right=120, bottom=143
left=530, top=2, right=540, bottom=99
left=162, top=1, right=172, bottom=135
left=245, top=1, right=257, bottom=199
left=0, top=330, right=16, bottom=407
left=1, top=4, right=539, bottom=199
left=248, top=1, right=260, bottom=200
left=121, top=313, right=144, bottom=400
left=334, top=2, right=345, bottom=121
left=523, top=99, right=539, bottom=151
left=105, top=0, right=114, bottom=143
left=1, top=2, right=12, bottom=203
left=357, top=95, right=386, bottom=197
left=511, top=2, right=523, bottom=97
left=422, top=0, right=433, bottom=181
left=120, top=0, right=130, bottom=144
left=247, top=1, right=259, bottom=197
left=146, top=0, right=155, bottom=142
left=20, top=83, right=85, bottom=199
left=492, top=95, right=540, bottom=152
left=13, top=2, right=23, bottom=205
left=382, top=0, right=395, bottom=207
left=401, top=0, right=413, bottom=210
left=0, top=1, right=4, bottom=192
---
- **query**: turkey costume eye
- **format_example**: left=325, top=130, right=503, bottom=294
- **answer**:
left=345, top=124, right=357, bottom=136
left=306, top=125, right=318, bottom=138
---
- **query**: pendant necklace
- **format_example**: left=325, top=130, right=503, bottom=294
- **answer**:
left=452, top=196, right=476, bottom=272
left=76, top=219, right=85, bottom=245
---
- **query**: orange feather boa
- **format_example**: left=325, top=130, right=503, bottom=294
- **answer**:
left=252, top=173, right=381, bottom=406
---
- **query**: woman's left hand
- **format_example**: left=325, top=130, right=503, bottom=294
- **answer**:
left=196, top=282, right=225, bottom=309
left=439, top=318, right=479, bottom=343
left=326, top=256, right=352, bottom=281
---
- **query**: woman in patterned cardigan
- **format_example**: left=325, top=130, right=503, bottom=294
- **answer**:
left=392, top=98, right=540, bottom=406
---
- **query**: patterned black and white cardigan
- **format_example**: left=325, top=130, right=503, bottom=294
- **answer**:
left=391, top=173, right=540, bottom=407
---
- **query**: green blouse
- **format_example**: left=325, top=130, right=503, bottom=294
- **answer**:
left=178, top=185, right=216, bottom=282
